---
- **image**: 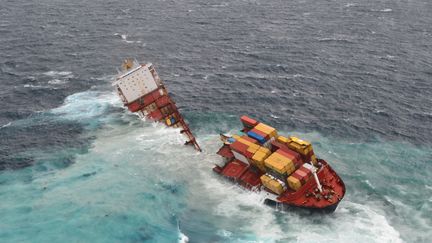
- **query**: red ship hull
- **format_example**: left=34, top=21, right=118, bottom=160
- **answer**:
left=214, top=143, right=345, bottom=213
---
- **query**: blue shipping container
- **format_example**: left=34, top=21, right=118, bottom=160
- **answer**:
left=247, top=131, right=266, bottom=144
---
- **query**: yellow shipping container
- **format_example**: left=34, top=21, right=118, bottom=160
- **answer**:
left=287, top=166, right=295, bottom=175
left=166, top=118, right=172, bottom=126
left=264, top=154, right=291, bottom=174
left=252, top=151, right=267, bottom=163
left=287, top=136, right=313, bottom=156
left=261, top=174, right=285, bottom=195
left=237, top=136, right=259, bottom=147
left=250, top=158, right=266, bottom=172
left=258, top=146, right=271, bottom=155
left=310, top=154, right=317, bottom=164
left=249, top=143, right=260, bottom=151
left=287, top=176, right=302, bottom=191
left=255, top=123, right=278, bottom=138
left=252, top=150, right=271, bottom=172
left=273, top=153, right=295, bottom=167
left=277, top=135, right=290, bottom=144
left=247, top=145, right=259, bottom=154
left=232, top=134, right=241, bottom=140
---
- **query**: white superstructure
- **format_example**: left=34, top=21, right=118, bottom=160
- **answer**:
left=113, top=62, right=162, bottom=104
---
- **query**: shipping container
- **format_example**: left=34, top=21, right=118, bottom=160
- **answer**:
left=277, top=135, right=290, bottom=144
left=240, top=115, right=258, bottom=128
left=264, top=153, right=292, bottom=175
left=261, top=174, right=285, bottom=195
left=287, top=176, right=302, bottom=191
left=156, top=95, right=170, bottom=107
left=255, top=123, right=278, bottom=138
left=286, top=136, right=313, bottom=156
left=247, top=130, right=266, bottom=144
left=230, top=140, right=249, bottom=154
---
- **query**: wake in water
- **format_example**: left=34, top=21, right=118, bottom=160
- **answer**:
left=177, top=221, right=189, bottom=243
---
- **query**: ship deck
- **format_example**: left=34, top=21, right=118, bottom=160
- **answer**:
left=215, top=145, right=345, bottom=210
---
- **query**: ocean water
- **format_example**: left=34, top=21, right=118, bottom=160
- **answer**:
left=1, top=0, right=431, bottom=242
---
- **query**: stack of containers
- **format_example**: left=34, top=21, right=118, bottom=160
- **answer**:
left=165, top=113, right=178, bottom=126
left=229, top=140, right=249, bottom=164
left=229, top=135, right=260, bottom=164
left=126, top=88, right=165, bottom=112
left=260, top=174, right=286, bottom=195
left=287, top=163, right=314, bottom=191
left=247, top=122, right=278, bottom=145
left=160, top=105, right=173, bottom=116
left=251, top=146, right=271, bottom=172
left=286, top=136, right=317, bottom=164
left=263, top=149, right=300, bottom=181
left=240, top=115, right=258, bottom=130
left=232, top=117, right=321, bottom=194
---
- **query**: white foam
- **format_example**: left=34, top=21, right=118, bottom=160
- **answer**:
left=23, top=84, right=52, bottom=89
left=48, top=79, right=67, bottom=85
left=114, top=33, right=141, bottom=44
left=43, top=71, right=73, bottom=77
left=178, top=221, right=189, bottom=243
left=291, top=201, right=403, bottom=243
left=51, top=91, right=122, bottom=121
left=380, top=9, right=392, bottom=12
left=0, top=122, right=11, bottom=129
left=365, top=179, right=375, bottom=189
left=178, top=232, right=189, bottom=243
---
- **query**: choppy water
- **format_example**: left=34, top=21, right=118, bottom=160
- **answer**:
left=1, top=0, right=431, bottom=242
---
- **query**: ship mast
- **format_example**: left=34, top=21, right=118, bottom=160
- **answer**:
left=310, top=163, right=323, bottom=193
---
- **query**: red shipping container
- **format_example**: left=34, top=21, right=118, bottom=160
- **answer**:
left=244, top=150, right=254, bottom=159
left=143, top=92, right=156, bottom=105
left=294, top=160, right=302, bottom=169
left=276, top=149, right=296, bottom=161
left=299, top=167, right=312, bottom=178
left=270, top=140, right=283, bottom=152
left=240, top=115, right=258, bottom=127
left=151, top=89, right=162, bottom=100
left=280, top=148, right=302, bottom=162
left=156, top=96, right=170, bottom=107
left=230, top=141, right=248, bottom=154
left=127, top=100, right=142, bottom=112
left=149, top=110, right=163, bottom=120
left=292, top=171, right=306, bottom=185
left=295, top=170, right=308, bottom=178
